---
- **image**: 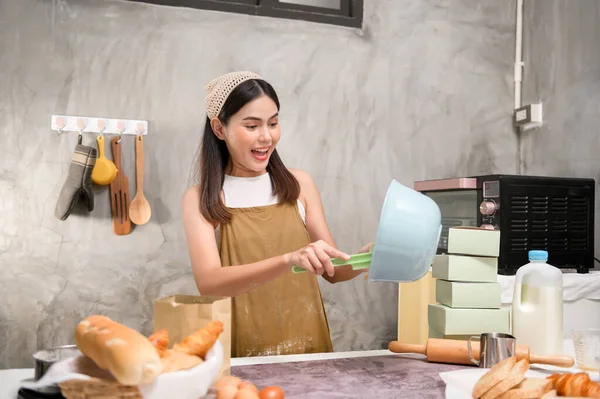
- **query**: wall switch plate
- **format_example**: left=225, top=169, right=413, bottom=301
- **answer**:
left=514, top=103, right=543, bottom=130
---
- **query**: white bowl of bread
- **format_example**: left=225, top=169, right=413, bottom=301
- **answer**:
left=22, top=315, right=224, bottom=399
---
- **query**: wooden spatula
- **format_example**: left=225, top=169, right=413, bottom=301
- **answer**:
left=109, top=136, right=131, bottom=235
left=129, top=135, right=151, bottom=225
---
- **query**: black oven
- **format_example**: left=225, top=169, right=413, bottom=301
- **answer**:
left=414, top=175, right=595, bottom=275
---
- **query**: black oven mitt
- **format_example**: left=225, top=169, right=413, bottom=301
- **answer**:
left=54, top=138, right=97, bottom=221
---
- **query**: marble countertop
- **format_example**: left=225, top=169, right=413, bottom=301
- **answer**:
left=0, top=350, right=467, bottom=398
left=229, top=339, right=595, bottom=398
left=232, top=350, right=465, bottom=398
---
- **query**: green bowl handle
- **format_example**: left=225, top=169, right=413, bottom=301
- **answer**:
left=292, top=252, right=372, bottom=273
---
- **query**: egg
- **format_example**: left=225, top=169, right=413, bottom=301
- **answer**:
left=216, top=384, right=239, bottom=399
left=259, top=385, right=285, bottom=399
left=235, top=387, right=260, bottom=399
left=238, top=381, right=259, bottom=393
left=215, top=375, right=242, bottom=390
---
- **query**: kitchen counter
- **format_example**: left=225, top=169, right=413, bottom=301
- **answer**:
left=1, top=350, right=466, bottom=398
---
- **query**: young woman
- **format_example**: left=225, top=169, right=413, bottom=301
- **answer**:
left=182, top=71, right=371, bottom=357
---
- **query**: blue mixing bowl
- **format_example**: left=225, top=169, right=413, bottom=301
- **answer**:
left=292, top=179, right=442, bottom=283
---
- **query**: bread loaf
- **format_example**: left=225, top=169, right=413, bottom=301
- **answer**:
left=497, top=378, right=553, bottom=398
left=74, top=315, right=163, bottom=386
left=472, top=356, right=517, bottom=398
left=481, top=359, right=530, bottom=399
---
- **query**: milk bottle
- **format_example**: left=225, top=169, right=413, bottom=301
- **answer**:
left=512, top=250, right=564, bottom=355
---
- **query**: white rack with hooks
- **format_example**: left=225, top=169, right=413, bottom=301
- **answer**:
left=51, top=115, right=148, bottom=136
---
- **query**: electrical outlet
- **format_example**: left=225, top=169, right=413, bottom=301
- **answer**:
left=515, top=109, right=527, bottom=122
left=514, top=103, right=543, bottom=130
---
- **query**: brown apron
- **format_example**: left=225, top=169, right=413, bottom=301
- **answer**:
left=218, top=201, right=334, bottom=357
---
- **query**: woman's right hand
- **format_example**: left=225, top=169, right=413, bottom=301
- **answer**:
left=285, top=240, right=350, bottom=277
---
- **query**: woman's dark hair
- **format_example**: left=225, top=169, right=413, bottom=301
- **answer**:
left=197, top=79, right=300, bottom=225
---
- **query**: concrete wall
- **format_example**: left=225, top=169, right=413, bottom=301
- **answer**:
left=0, top=0, right=516, bottom=367
left=520, top=0, right=600, bottom=263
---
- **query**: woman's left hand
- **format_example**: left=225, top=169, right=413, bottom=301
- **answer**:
left=354, top=242, right=373, bottom=274
left=357, top=242, right=373, bottom=253
left=319, top=242, right=373, bottom=283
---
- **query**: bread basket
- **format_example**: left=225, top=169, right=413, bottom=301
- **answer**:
left=23, top=341, right=224, bottom=399
left=59, top=378, right=143, bottom=399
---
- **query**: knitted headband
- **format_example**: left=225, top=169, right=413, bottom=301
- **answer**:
left=205, top=71, right=262, bottom=119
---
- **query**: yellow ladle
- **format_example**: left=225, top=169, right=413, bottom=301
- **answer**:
left=92, top=134, right=118, bottom=185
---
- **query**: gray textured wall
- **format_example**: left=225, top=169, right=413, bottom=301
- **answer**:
left=0, top=0, right=516, bottom=368
left=520, top=0, right=600, bottom=261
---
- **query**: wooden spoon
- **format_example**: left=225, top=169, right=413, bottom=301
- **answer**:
left=129, top=135, right=151, bottom=225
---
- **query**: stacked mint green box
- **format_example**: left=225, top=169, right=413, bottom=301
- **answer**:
left=428, top=227, right=510, bottom=340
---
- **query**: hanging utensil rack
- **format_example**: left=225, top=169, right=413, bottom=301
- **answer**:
left=51, top=115, right=148, bottom=136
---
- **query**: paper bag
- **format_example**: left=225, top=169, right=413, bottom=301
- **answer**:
left=153, top=295, right=232, bottom=379
left=397, top=270, right=437, bottom=345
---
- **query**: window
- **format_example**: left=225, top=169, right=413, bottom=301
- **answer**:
left=128, top=0, right=363, bottom=28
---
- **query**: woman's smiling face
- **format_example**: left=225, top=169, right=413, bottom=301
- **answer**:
left=212, top=94, right=280, bottom=177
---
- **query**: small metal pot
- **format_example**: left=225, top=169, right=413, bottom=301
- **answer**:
left=33, top=345, right=81, bottom=381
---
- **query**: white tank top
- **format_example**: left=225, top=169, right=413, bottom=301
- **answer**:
left=222, top=173, right=306, bottom=221
left=214, top=173, right=306, bottom=241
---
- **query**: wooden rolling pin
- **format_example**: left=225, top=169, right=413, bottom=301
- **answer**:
left=388, top=338, right=574, bottom=368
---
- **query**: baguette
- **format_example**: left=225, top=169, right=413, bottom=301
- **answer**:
left=148, top=329, right=169, bottom=357
left=75, top=315, right=163, bottom=386
left=173, top=320, right=224, bottom=359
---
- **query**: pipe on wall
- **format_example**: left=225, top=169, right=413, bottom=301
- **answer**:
left=514, top=0, right=524, bottom=109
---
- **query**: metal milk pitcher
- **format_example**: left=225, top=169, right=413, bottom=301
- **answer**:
left=467, top=332, right=516, bottom=368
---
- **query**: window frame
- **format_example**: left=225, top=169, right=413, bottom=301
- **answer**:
left=128, top=0, right=364, bottom=28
